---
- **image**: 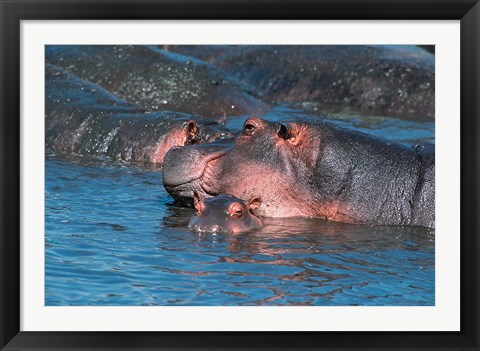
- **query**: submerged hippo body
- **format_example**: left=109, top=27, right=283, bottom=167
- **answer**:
left=46, top=64, right=230, bottom=163
left=46, top=45, right=269, bottom=118
left=160, top=45, right=234, bottom=63
left=212, top=45, right=435, bottom=119
left=188, top=193, right=263, bottom=233
left=163, top=117, right=435, bottom=228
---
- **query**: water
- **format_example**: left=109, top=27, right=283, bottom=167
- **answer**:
left=45, top=108, right=435, bottom=306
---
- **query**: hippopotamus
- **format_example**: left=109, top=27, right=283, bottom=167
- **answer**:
left=45, top=45, right=269, bottom=118
left=46, top=64, right=230, bottom=163
left=160, top=45, right=234, bottom=63
left=163, top=117, right=435, bottom=228
left=210, top=45, right=435, bottom=119
left=188, top=193, right=263, bottom=233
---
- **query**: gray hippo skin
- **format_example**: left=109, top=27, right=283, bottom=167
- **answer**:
left=163, top=117, right=435, bottom=228
left=189, top=193, right=263, bottom=233
left=159, top=45, right=234, bottom=63
left=46, top=64, right=231, bottom=163
left=212, top=45, right=435, bottom=119
left=45, top=45, right=269, bottom=118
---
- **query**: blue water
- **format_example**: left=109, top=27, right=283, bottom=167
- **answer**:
left=45, top=109, right=435, bottom=306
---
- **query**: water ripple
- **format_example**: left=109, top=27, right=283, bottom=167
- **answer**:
left=45, top=112, right=434, bottom=306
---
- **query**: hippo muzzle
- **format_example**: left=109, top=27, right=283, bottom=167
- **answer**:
left=162, top=139, right=233, bottom=204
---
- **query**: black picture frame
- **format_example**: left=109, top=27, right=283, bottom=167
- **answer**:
left=1, top=1, right=479, bottom=350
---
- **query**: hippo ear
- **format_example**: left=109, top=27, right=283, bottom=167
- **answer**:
left=277, top=123, right=290, bottom=140
left=193, top=191, right=204, bottom=214
left=247, top=196, right=262, bottom=211
left=277, top=123, right=301, bottom=146
left=186, top=120, right=198, bottom=144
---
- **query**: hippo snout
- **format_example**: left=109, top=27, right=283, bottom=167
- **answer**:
left=188, top=194, right=263, bottom=234
left=162, top=139, right=233, bottom=197
left=162, top=146, right=198, bottom=187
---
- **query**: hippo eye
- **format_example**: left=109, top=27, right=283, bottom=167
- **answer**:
left=243, top=123, right=256, bottom=135
left=277, top=123, right=289, bottom=140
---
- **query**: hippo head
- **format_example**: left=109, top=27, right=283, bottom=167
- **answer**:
left=163, top=117, right=324, bottom=218
left=163, top=116, right=432, bottom=227
left=190, top=116, right=232, bottom=144
left=188, top=193, right=263, bottom=233
left=150, top=116, right=232, bottom=164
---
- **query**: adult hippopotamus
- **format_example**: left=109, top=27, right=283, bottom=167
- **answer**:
left=46, top=64, right=230, bottom=163
left=160, top=45, right=234, bottom=63
left=189, top=193, right=263, bottom=233
left=163, top=117, right=435, bottom=228
left=211, top=45, right=435, bottom=119
left=46, top=45, right=269, bottom=118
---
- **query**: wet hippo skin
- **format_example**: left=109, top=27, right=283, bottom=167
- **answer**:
left=46, top=45, right=270, bottom=118
left=212, top=45, right=435, bottom=119
left=159, top=45, right=234, bottom=64
left=189, top=193, right=263, bottom=233
left=46, top=64, right=230, bottom=163
left=163, top=117, right=435, bottom=228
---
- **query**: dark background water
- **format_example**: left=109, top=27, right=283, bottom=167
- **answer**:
left=45, top=107, right=435, bottom=306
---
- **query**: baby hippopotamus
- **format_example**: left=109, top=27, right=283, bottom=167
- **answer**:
left=188, top=193, right=263, bottom=233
